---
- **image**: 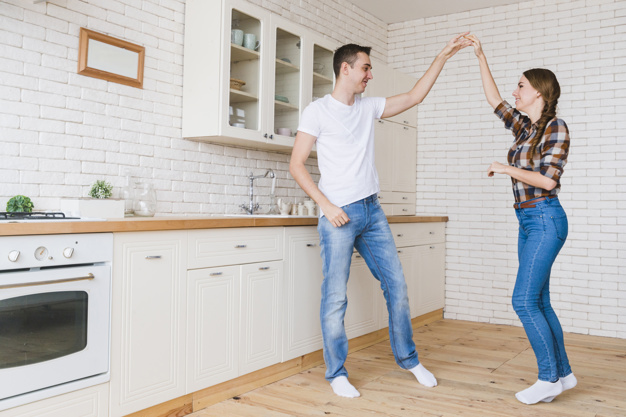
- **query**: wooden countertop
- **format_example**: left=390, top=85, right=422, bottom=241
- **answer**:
left=0, top=215, right=449, bottom=236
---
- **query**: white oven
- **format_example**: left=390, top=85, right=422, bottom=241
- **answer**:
left=0, top=233, right=112, bottom=411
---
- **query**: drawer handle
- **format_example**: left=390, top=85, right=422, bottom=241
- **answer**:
left=397, top=250, right=403, bottom=254
left=403, top=125, right=409, bottom=129
left=306, top=243, right=317, bottom=247
left=145, top=255, right=161, bottom=259
left=259, top=266, right=270, bottom=270
left=234, top=244, right=247, bottom=248
left=396, top=234, right=404, bottom=237
left=430, top=246, right=435, bottom=249
left=210, top=272, right=223, bottom=276
left=402, top=209, right=408, bottom=212
left=379, top=196, right=383, bottom=199
left=429, top=231, right=435, bottom=234
left=402, top=196, right=408, bottom=200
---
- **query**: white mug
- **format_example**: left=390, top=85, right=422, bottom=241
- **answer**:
left=231, top=29, right=244, bottom=46
left=243, top=33, right=259, bottom=50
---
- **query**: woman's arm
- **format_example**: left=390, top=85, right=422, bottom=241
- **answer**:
left=466, top=34, right=503, bottom=109
left=487, top=161, right=558, bottom=190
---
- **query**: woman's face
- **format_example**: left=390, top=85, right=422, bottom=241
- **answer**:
left=512, top=75, right=541, bottom=113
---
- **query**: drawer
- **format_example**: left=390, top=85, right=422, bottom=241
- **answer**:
left=389, top=222, right=445, bottom=247
left=391, top=204, right=415, bottom=216
left=378, top=191, right=415, bottom=204
left=188, top=227, right=283, bottom=269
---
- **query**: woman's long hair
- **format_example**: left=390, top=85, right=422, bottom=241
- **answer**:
left=523, top=68, right=560, bottom=166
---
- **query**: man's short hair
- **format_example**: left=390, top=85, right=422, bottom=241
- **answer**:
left=333, top=44, right=372, bottom=78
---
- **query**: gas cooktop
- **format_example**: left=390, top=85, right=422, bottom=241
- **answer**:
left=0, top=212, right=80, bottom=220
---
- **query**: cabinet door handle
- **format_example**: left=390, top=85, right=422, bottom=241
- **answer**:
left=306, top=243, right=317, bottom=247
left=403, top=125, right=409, bottom=129
left=429, top=231, right=435, bottom=234
left=378, top=196, right=383, bottom=200
left=397, top=250, right=403, bottom=254
left=234, top=244, right=247, bottom=248
left=259, top=266, right=270, bottom=270
left=430, top=246, right=435, bottom=249
left=210, top=272, right=223, bottom=276
left=269, top=134, right=273, bottom=139
left=145, top=255, right=161, bottom=259
left=402, top=209, right=408, bottom=212
left=263, top=133, right=268, bottom=138
left=402, top=196, right=408, bottom=200
left=396, top=234, right=403, bottom=237
left=377, top=120, right=384, bottom=124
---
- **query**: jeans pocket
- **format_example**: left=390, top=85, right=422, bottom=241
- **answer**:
left=551, top=215, right=568, bottom=242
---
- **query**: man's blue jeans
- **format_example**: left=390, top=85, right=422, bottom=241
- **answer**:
left=317, top=194, right=419, bottom=381
left=513, top=196, right=572, bottom=382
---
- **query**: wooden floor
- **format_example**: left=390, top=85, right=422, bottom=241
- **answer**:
left=186, top=319, right=626, bottom=417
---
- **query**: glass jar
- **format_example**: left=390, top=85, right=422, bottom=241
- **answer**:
left=133, top=182, right=156, bottom=217
left=121, top=169, right=135, bottom=216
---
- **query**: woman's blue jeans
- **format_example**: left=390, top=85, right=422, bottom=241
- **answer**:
left=317, top=194, right=419, bottom=381
left=513, top=196, right=572, bottom=382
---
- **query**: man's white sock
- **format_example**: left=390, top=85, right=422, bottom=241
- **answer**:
left=409, top=363, right=437, bottom=387
left=330, top=376, right=360, bottom=398
left=515, top=379, right=563, bottom=405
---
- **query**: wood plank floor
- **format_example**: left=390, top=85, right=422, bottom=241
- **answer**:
left=188, top=320, right=626, bottom=417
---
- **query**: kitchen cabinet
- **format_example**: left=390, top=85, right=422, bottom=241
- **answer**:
left=374, top=119, right=417, bottom=215
left=345, top=252, right=380, bottom=339
left=240, top=261, right=283, bottom=375
left=283, top=227, right=323, bottom=361
left=110, top=232, right=187, bottom=417
left=365, top=60, right=417, bottom=128
left=0, top=384, right=108, bottom=417
left=186, top=266, right=240, bottom=392
left=183, top=0, right=335, bottom=152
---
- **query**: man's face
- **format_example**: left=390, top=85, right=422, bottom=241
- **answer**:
left=346, top=52, right=373, bottom=94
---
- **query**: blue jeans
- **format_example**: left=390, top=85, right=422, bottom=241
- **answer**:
left=513, top=196, right=572, bottom=382
left=317, top=194, right=419, bottom=381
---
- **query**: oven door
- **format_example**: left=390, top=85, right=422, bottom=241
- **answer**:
left=0, top=264, right=111, bottom=401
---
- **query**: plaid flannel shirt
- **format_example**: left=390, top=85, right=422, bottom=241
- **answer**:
left=494, top=100, right=570, bottom=203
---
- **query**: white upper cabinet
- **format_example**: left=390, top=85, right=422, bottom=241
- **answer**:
left=364, top=59, right=417, bottom=127
left=183, top=0, right=335, bottom=153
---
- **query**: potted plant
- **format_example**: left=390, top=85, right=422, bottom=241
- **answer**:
left=60, top=179, right=124, bottom=218
left=6, top=195, right=35, bottom=213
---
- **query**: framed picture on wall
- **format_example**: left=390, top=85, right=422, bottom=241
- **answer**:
left=77, top=27, right=145, bottom=89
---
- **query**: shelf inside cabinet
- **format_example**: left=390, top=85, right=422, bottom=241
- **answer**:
left=275, top=59, right=299, bottom=74
left=231, top=43, right=260, bottom=62
left=230, top=89, right=258, bottom=103
left=274, top=100, right=298, bottom=111
left=313, top=72, right=333, bottom=84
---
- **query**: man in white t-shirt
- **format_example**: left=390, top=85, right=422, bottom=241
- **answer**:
left=290, top=34, right=470, bottom=398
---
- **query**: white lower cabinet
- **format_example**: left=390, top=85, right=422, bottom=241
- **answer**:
left=240, top=261, right=283, bottom=374
left=0, top=384, right=108, bottom=417
left=187, top=265, right=240, bottom=392
left=110, top=231, right=188, bottom=417
left=283, top=227, right=323, bottom=361
left=345, top=253, right=379, bottom=339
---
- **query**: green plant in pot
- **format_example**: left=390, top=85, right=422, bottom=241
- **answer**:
left=88, top=180, right=113, bottom=199
left=6, top=195, right=34, bottom=213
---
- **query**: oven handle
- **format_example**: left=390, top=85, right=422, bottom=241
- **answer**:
left=0, top=273, right=95, bottom=290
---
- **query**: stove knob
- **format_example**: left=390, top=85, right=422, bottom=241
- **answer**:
left=8, top=250, right=20, bottom=262
left=63, top=247, right=74, bottom=258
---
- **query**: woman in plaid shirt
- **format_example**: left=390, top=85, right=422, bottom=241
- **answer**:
left=466, top=34, right=576, bottom=405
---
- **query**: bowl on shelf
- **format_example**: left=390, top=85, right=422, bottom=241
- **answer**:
left=274, top=94, right=289, bottom=103
left=280, top=57, right=291, bottom=63
left=313, top=62, right=325, bottom=73
left=276, top=127, right=292, bottom=136
left=230, top=78, right=246, bottom=90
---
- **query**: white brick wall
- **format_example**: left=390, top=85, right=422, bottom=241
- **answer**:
left=0, top=0, right=386, bottom=215
left=389, top=0, right=626, bottom=338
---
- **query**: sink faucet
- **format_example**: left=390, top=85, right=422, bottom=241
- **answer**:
left=240, top=169, right=275, bottom=215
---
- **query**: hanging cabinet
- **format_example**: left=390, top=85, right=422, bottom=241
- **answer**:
left=183, top=0, right=335, bottom=153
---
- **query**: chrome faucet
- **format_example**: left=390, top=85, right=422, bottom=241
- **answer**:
left=240, top=169, right=275, bottom=215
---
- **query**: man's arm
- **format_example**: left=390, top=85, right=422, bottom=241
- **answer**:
left=381, top=32, right=471, bottom=119
left=289, top=131, right=349, bottom=227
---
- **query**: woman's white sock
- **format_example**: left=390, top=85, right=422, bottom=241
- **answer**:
left=560, top=373, right=577, bottom=390
left=330, top=376, right=360, bottom=398
left=409, top=363, right=437, bottom=387
left=515, top=379, right=563, bottom=405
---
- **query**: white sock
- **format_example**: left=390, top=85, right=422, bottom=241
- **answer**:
left=515, top=379, right=563, bottom=405
left=560, top=373, right=577, bottom=391
left=330, top=376, right=360, bottom=398
left=409, top=363, right=437, bottom=387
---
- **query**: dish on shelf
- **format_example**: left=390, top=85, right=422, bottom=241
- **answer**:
left=230, top=77, right=246, bottom=90
left=280, top=57, right=291, bottom=63
left=274, top=94, right=289, bottom=103
left=313, top=62, right=325, bottom=73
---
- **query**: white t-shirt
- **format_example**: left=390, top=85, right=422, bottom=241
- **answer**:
left=297, top=94, right=386, bottom=214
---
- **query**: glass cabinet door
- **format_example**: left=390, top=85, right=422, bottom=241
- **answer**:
left=272, top=27, right=302, bottom=143
left=312, top=44, right=334, bottom=101
left=229, top=9, right=261, bottom=132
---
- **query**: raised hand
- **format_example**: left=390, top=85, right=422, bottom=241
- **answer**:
left=463, top=34, right=484, bottom=58
left=440, top=32, right=472, bottom=59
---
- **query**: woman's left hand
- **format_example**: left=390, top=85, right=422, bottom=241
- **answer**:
left=487, top=161, right=508, bottom=177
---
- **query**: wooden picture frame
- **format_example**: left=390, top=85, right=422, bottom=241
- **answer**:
left=77, top=28, right=145, bottom=89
